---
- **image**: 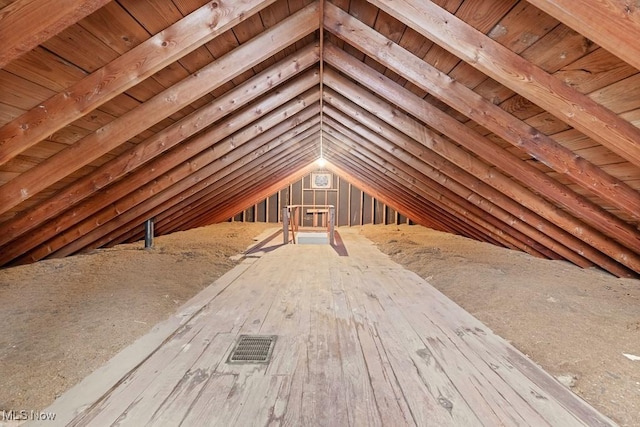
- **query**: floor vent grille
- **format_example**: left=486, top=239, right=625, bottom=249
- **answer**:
left=227, top=335, right=277, bottom=364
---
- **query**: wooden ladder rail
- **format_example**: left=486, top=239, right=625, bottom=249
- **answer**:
left=283, top=205, right=334, bottom=244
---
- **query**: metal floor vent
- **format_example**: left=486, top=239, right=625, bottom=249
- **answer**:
left=227, top=335, right=277, bottom=364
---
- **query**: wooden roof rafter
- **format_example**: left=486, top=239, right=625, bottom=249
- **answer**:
left=322, top=131, right=543, bottom=255
left=18, top=114, right=321, bottom=263
left=0, top=0, right=113, bottom=68
left=322, top=56, right=640, bottom=256
left=94, top=143, right=320, bottom=251
left=0, top=0, right=639, bottom=278
left=0, top=44, right=320, bottom=249
left=369, top=0, right=640, bottom=168
left=0, top=1, right=320, bottom=216
left=186, top=146, right=318, bottom=229
left=324, top=139, right=527, bottom=247
left=525, top=0, right=640, bottom=73
left=96, top=126, right=322, bottom=247
left=153, top=124, right=322, bottom=234
left=3, top=97, right=321, bottom=265
left=0, top=0, right=281, bottom=164
left=149, top=133, right=321, bottom=232
left=321, top=97, right=610, bottom=272
left=322, top=83, right=640, bottom=277
left=325, top=154, right=462, bottom=235
left=321, top=117, right=567, bottom=261
left=324, top=3, right=640, bottom=222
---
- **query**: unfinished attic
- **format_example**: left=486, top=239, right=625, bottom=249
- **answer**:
left=1, top=0, right=640, bottom=425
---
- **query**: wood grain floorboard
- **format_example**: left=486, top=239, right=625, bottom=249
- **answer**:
left=37, top=228, right=616, bottom=427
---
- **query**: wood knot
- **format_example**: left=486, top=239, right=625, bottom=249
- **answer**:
left=437, top=396, right=453, bottom=413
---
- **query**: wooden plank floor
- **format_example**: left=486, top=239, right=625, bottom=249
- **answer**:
left=36, top=228, right=615, bottom=426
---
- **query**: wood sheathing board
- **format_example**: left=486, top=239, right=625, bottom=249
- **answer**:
left=0, top=0, right=639, bottom=278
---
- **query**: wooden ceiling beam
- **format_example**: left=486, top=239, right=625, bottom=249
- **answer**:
left=325, top=128, right=503, bottom=242
left=20, top=120, right=318, bottom=262
left=0, top=0, right=112, bottom=67
left=322, top=58, right=640, bottom=255
left=322, top=106, right=587, bottom=266
left=323, top=121, right=563, bottom=261
left=322, top=92, right=635, bottom=276
left=0, top=100, right=319, bottom=266
left=526, top=0, right=640, bottom=72
left=0, top=82, right=318, bottom=264
left=324, top=89, right=596, bottom=263
left=323, top=133, right=534, bottom=253
left=93, top=128, right=319, bottom=247
left=324, top=148, right=490, bottom=241
left=189, top=147, right=317, bottom=229
left=0, top=0, right=279, bottom=164
left=323, top=126, right=499, bottom=247
left=323, top=112, right=577, bottom=263
left=167, top=149, right=317, bottom=232
left=326, top=161, right=454, bottom=234
left=328, top=140, right=538, bottom=252
left=162, top=127, right=320, bottom=231
left=0, top=53, right=319, bottom=248
left=159, top=133, right=319, bottom=233
left=182, top=127, right=462, bottom=236
left=325, top=44, right=640, bottom=243
left=83, top=150, right=316, bottom=254
left=366, top=0, right=640, bottom=168
left=94, top=144, right=317, bottom=250
left=0, top=2, right=319, bottom=215
left=138, top=130, right=320, bottom=237
left=99, top=145, right=316, bottom=249
left=324, top=5, right=640, bottom=222
left=325, top=153, right=455, bottom=235
left=73, top=122, right=318, bottom=254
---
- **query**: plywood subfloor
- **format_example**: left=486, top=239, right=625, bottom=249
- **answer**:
left=35, top=228, right=614, bottom=426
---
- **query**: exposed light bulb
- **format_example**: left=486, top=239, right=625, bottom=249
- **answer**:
left=316, top=157, right=327, bottom=168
